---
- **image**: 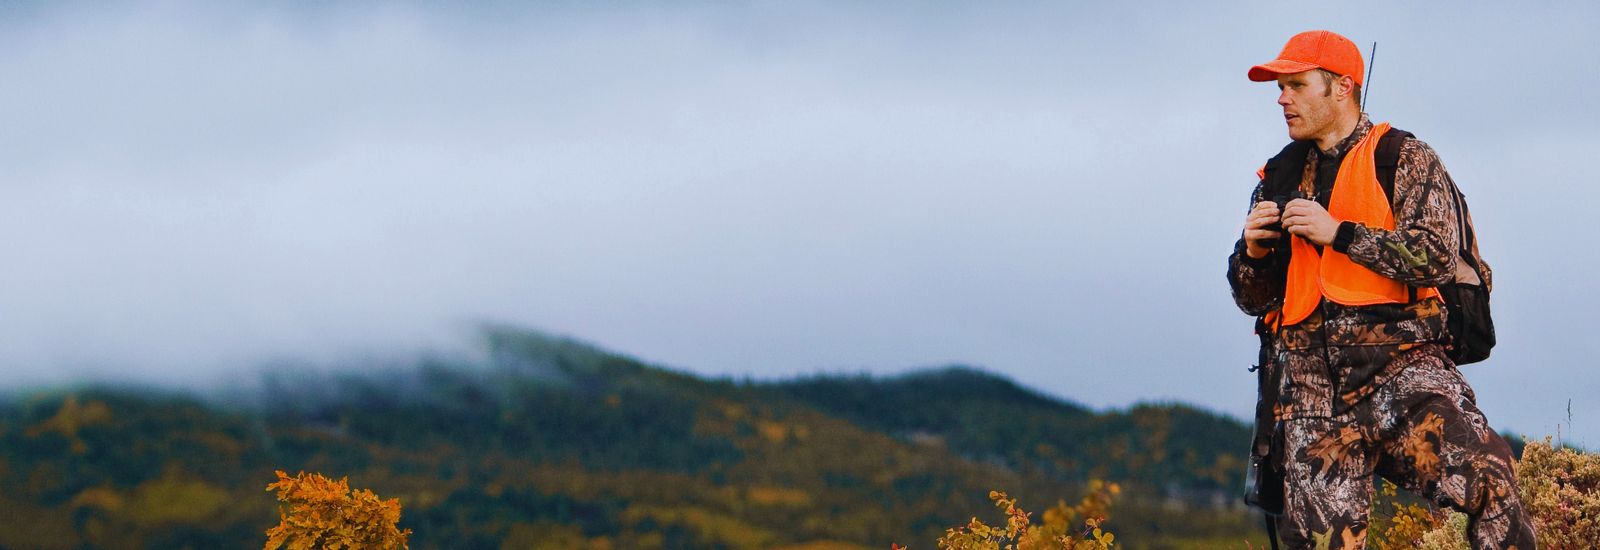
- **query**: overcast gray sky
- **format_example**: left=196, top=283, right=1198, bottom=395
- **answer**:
left=1, top=0, right=1596, bottom=445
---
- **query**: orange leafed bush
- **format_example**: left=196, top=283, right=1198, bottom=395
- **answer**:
left=899, top=481, right=1121, bottom=550
left=264, top=470, right=411, bottom=550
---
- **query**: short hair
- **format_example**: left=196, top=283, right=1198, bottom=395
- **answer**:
left=1315, top=68, right=1363, bottom=110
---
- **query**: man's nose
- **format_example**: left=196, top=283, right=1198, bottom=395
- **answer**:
left=1278, top=91, right=1291, bottom=106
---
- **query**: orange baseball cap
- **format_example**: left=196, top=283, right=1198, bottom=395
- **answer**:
left=1248, top=30, right=1364, bottom=87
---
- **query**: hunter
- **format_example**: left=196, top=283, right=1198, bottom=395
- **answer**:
left=1228, top=30, right=1537, bottom=550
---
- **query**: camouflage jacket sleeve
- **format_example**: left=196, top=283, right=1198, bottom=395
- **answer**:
left=1342, top=138, right=1460, bottom=286
left=1228, top=180, right=1287, bottom=316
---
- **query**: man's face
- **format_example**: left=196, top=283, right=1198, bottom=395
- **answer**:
left=1276, top=71, right=1338, bottom=142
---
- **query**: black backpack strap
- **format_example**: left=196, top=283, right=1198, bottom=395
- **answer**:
left=1265, top=514, right=1281, bottom=550
left=1375, top=128, right=1412, bottom=203
left=1451, top=185, right=1479, bottom=269
left=1262, top=139, right=1314, bottom=200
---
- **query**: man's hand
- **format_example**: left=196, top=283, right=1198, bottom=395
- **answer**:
left=1281, top=198, right=1338, bottom=246
left=1243, top=201, right=1283, bottom=258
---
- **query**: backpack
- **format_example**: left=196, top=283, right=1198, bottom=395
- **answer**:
left=1261, top=128, right=1495, bottom=364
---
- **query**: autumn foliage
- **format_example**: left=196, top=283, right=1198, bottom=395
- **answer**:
left=1365, top=479, right=1444, bottom=549
left=1365, top=437, right=1600, bottom=550
left=907, top=437, right=1599, bottom=550
left=265, top=471, right=411, bottom=550
left=903, top=481, right=1121, bottom=550
left=1502, top=437, right=1599, bottom=550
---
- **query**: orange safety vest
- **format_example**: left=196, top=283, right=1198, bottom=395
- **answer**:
left=1274, top=122, right=1440, bottom=328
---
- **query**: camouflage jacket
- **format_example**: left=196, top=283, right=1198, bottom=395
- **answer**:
left=1227, top=115, right=1485, bottom=419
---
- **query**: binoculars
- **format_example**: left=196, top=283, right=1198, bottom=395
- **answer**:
left=1258, top=192, right=1303, bottom=249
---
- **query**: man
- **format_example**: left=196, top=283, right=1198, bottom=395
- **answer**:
left=1228, top=31, right=1537, bottom=550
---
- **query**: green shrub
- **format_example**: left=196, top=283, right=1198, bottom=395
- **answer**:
left=1517, top=438, right=1600, bottom=550
left=1374, top=437, right=1597, bottom=550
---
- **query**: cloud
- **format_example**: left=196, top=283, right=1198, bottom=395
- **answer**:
left=0, top=0, right=1593, bottom=443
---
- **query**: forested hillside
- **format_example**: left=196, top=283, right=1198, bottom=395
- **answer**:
left=0, top=327, right=1264, bottom=550
left=761, top=368, right=1251, bottom=496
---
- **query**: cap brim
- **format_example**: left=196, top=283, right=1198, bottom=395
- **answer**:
left=1248, top=60, right=1320, bottom=82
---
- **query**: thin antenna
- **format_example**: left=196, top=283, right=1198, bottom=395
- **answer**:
left=1361, top=42, right=1377, bottom=112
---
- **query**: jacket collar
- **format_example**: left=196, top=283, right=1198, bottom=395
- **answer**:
left=1320, top=113, right=1373, bottom=159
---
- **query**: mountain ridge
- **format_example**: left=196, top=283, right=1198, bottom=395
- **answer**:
left=0, top=325, right=1265, bottom=550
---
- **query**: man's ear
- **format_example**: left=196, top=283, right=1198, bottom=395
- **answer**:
left=1338, top=74, right=1357, bottom=103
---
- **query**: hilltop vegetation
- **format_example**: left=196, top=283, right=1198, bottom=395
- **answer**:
left=0, top=326, right=1266, bottom=549
left=762, top=368, right=1250, bottom=495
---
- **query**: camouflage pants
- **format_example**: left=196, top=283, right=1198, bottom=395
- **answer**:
left=1275, top=346, right=1537, bottom=550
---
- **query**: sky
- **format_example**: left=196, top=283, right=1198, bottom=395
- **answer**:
left=0, top=0, right=1596, bottom=445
